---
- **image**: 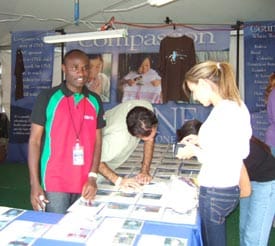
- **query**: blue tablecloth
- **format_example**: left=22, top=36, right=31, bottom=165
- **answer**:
left=11, top=209, right=202, bottom=246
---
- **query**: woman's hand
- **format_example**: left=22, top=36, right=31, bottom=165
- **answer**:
left=180, top=134, right=199, bottom=145
left=176, top=144, right=196, bottom=159
left=176, top=134, right=200, bottom=159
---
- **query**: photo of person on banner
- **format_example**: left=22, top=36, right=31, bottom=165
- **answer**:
left=86, top=53, right=111, bottom=102
left=118, top=53, right=162, bottom=104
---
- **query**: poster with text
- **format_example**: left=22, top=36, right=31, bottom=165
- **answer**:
left=7, top=31, right=54, bottom=162
left=244, top=21, right=275, bottom=141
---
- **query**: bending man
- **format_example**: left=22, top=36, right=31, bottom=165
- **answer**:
left=98, top=100, right=158, bottom=189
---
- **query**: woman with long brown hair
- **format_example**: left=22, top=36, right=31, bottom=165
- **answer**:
left=178, top=61, right=252, bottom=246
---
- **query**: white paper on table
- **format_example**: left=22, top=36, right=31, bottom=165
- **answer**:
left=163, top=176, right=198, bottom=214
left=67, top=197, right=106, bottom=218
left=137, top=234, right=188, bottom=246
left=0, top=207, right=26, bottom=230
left=42, top=212, right=101, bottom=243
left=0, top=220, right=51, bottom=246
left=94, top=188, right=140, bottom=203
left=94, top=189, right=116, bottom=202
left=97, top=182, right=118, bottom=191
left=0, top=207, right=25, bottom=218
left=0, top=207, right=14, bottom=230
left=141, top=181, right=168, bottom=194
left=86, top=217, right=140, bottom=246
left=137, top=192, right=165, bottom=206
left=161, top=208, right=198, bottom=225
left=0, top=206, right=11, bottom=214
left=98, top=202, right=134, bottom=218
left=107, top=191, right=141, bottom=204
left=129, top=204, right=164, bottom=221
left=154, top=167, right=179, bottom=177
left=137, top=181, right=168, bottom=207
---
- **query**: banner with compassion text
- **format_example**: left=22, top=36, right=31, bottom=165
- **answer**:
left=66, top=26, right=231, bottom=144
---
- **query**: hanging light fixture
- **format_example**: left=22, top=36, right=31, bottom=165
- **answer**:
left=43, top=28, right=128, bottom=44
left=43, top=0, right=175, bottom=44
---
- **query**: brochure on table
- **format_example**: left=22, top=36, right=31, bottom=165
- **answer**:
left=67, top=175, right=198, bottom=224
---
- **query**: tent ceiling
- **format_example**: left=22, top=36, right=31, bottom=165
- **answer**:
left=0, top=0, right=274, bottom=47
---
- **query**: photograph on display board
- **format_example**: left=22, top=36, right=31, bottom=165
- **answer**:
left=117, top=53, right=162, bottom=104
left=86, top=53, right=112, bottom=103
left=122, top=219, right=144, bottom=232
left=112, top=231, right=137, bottom=245
left=116, top=52, right=229, bottom=105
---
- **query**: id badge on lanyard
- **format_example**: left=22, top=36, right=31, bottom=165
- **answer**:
left=73, top=141, right=84, bottom=165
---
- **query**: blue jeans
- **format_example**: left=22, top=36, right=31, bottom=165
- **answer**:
left=240, top=180, right=275, bottom=246
left=271, top=146, right=275, bottom=157
left=45, top=192, right=81, bottom=214
left=199, top=186, right=240, bottom=246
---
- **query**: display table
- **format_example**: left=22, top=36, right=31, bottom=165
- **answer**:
left=0, top=143, right=202, bottom=245
left=0, top=207, right=202, bottom=246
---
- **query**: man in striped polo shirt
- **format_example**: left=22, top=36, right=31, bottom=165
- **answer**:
left=28, top=49, right=105, bottom=214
